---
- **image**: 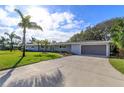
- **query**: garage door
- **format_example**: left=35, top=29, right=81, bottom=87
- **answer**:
left=81, top=45, right=106, bottom=56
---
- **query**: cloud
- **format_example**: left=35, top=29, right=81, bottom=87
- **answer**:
left=0, top=26, right=14, bottom=36
left=0, top=8, right=7, bottom=19
left=26, top=29, right=77, bottom=42
left=0, top=7, right=19, bottom=27
left=61, top=20, right=84, bottom=29
left=26, top=6, right=76, bottom=30
left=24, top=6, right=86, bottom=41
left=0, top=17, right=19, bottom=27
left=0, top=6, right=89, bottom=42
left=4, top=5, right=16, bottom=12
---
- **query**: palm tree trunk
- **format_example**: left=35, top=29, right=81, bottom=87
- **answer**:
left=11, top=43, right=13, bottom=52
left=10, top=43, right=12, bottom=52
left=22, top=27, right=26, bottom=57
left=10, top=39, right=13, bottom=52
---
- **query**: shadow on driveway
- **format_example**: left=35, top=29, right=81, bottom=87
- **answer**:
left=0, top=56, right=23, bottom=87
left=7, top=69, right=64, bottom=87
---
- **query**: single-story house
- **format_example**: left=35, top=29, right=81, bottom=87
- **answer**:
left=26, top=41, right=111, bottom=57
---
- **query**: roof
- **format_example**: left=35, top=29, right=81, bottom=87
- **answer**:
left=50, top=41, right=111, bottom=45
left=26, top=41, right=111, bottom=46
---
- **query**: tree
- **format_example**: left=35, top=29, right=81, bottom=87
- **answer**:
left=4, top=31, right=21, bottom=52
left=42, top=39, right=50, bottom=51
left=15, top=9, right=43, bottom=57
left=30, top=37, right=43, bottom=52
left=51, top=40, right=57, bottom=44
left=111, top=19, right=124, bottom=57
left=68, top=17, right=123, bottom=42
left=29, top=37, right=37, bottom=44
left=0, top=36, right=7, bottom=50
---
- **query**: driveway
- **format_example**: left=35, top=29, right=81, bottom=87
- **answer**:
left=0, top=55, right=124, bottom=87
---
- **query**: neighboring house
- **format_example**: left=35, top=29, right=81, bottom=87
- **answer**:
left=26, top=41, right=111, bottom=57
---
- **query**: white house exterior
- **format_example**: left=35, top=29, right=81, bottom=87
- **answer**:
left=26, top=41, right=111, bottom=57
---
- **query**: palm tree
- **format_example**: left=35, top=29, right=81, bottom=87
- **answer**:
left=29, top=37, right=36, bottom=44
left=5, top=31, right=21, bottom=52
left=111, top=19, right=124, bottom=57
left=30, top=37, right=42, bottom=51
left=15, top=9, right=43, bottom=57
left=35, top=40, right=42, bottom=52
left=0, top=36, right=7, bottom=50
left=43, top=39, right=50, bottom=51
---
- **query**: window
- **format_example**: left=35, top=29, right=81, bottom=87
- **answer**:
left=60, top=45, right=66, bottom=48
left=31, top=46, right=34, bottom=48
left=41, top=46, right=44, bottom=48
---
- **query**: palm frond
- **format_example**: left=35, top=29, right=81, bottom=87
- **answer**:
left=15, top=9, right=24, bottom=20
left=15, top=35, right=21, bottom=40
left=28, top=22, right=43, bottom=31
left=4, top=32, right=10, bottom=37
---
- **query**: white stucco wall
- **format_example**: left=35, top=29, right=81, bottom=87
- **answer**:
left=26, top=45, right=38, bottom=51
left=71, top=44, right=81, bottom=55
left=70, top=43, right=110, bottom=57
left=53, top=45, right=71, bottom=52
left=106, top=43, right=110, bottom=57
left=25, top=42, right=110, bottom=57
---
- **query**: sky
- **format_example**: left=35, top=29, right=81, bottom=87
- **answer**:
left=1, top=5, right=124, bottom=42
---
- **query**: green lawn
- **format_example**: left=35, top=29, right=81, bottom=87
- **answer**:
left=109, top=57, right=124, bottom=74
left=0, top=50, right=63, bottom=71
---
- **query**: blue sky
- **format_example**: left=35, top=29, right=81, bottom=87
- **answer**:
left=44, top=5, right=124, bottom=24
left=0, top=5, right=124, bottom=42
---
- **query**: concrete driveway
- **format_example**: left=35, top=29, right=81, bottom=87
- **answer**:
left=0, top=55, right=124, bottom=87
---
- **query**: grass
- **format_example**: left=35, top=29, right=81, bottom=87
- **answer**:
left=0, top=50, right=63, bottom=71
left=109, top=57, right=124, bottom=74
